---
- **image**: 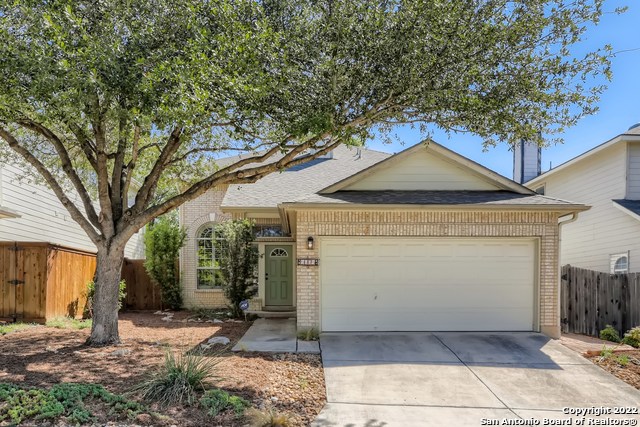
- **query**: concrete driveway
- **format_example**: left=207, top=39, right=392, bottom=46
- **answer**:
left=313, top=333, right=640, bottom=427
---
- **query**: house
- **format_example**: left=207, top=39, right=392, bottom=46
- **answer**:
left=179, top=141, right=589, bottom=338
left=524, top=124, right=640, bottom=274
left=0, top=163, right=146, bottom=322
left=0, top=163, right=145, bottom=259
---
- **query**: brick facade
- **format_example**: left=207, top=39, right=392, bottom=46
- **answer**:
left=295, top=209, right=561, bottom=338
left=179, top=186, right=231, bottom=308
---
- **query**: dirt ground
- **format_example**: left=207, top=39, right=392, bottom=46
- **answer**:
left=587, top=350, right=640, bottom=390
left=0, top=311, right=325, bottom=426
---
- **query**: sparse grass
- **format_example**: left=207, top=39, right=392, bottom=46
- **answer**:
left=46, top=317, right=92, bottom=330
left=245, top=407, right=294, bottom=427
left=199, top=388, right=250, bottom=417
left=616, top=354, right=630, bottom=366
left=132, top=350, right=221, bottom=407
left=0, top=382, right=147, bottom=425
left=296, top=328, right=319, bottom=341
left=0, top=322, right=38, bottom=335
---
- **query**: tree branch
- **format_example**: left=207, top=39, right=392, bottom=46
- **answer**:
left=130, top=126, right=184, bottom=213
left=0, top=125, right=101, bottom=243
left=15, top=119, right=101, bottom=228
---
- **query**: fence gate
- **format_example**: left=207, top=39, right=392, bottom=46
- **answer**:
left=0, top=243, right=46, bottom=322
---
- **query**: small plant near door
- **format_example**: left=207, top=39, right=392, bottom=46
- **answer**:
left=214, top=220, right=259, bottom=318
left=296, top=328, right=319, bottom=341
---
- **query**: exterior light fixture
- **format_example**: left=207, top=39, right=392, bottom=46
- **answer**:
left=307, top=236, right=314, bottom=250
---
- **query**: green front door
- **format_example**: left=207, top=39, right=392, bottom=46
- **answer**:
left=265, top=245, right=293, bottom=306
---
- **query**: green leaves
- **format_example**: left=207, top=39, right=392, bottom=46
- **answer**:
left=0, top=0, right=615, bottom=235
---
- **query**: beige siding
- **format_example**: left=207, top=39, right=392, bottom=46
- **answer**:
left=628, top=142, right=640, bottom=199
left=0, top=164, right=144, bottom=259
left=295, top=210, right=561, bottom=338
left=179, top=186, right=231, bottom=308
left=536, top=142, right=640, bottom=272
left=344, top=149, right=500, bottom=191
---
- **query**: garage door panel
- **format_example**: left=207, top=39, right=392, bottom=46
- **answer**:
left=321, top=238, right=536, bottom=332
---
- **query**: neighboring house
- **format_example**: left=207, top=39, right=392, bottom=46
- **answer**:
left=180, top=141, right=588, bottom=338
left=0, top=163, right=145, bottom=259
left=525, top=124, right=640, bottom=274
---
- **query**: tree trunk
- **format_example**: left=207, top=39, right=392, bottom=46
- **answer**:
left=87, top=242, right=125, bottom=345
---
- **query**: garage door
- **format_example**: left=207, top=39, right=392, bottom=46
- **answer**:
left=321, top=238, right=536, bottom=332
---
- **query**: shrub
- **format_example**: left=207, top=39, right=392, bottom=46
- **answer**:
left=0, top=382, right=146, bottom=425
left=622, top=326, right=640, bottom=348
left=144, top=215, right=187, bottom=310
left=200, top=389, right=250, bottom=417
left=214, top=220, right=259, bottom=318
left=132, top=350, right=220, bottom=407
left=244, top=407, right=293, bottom=427
left=296, top=328, right=319, bottom=341
left=599, top=325, right=621, bottom=343
left=85, top=279, right=127, bottom=318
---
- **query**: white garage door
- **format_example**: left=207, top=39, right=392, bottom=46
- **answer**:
left=321, top=238, right=536, bottom=332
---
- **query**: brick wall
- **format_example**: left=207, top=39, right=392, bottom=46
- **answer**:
left=179, top=186, right=231, bottom=308
left=295, top=209, right=561, bottom=337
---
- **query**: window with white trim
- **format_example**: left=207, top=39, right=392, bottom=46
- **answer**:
left=610, top=252, right=629, bottom=274
left=197, top=224, right=224, bottom=289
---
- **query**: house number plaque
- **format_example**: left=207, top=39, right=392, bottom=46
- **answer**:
left=297, top=258, right=319, bottom=266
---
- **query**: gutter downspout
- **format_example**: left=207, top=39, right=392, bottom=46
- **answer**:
left=555, top=212, right=579, bottom=338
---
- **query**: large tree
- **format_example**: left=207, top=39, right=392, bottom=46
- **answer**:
left=0, top=0, right=612, bottom=344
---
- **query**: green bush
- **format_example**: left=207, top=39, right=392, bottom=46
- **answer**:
left=599, top=325, right=621, bottom=343
left=85, top=279, right=127, bottom=318
left=622, top=326, right=640, bottom=348
left=0, top=382, right=146, bottom=425
left=144, top=215, right=187, bottom=310
left=200, top=388, right=250, bottom=417
left=214, top=220, right=259, bottom=318
left=132, top=350, right=220, bottom=407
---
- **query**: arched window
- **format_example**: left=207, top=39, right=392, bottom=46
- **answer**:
left=197, top=224, right=223, bottom=289
left=611, top=253, right=629, bottom=274
left=269, top=248, right=289, bottom=257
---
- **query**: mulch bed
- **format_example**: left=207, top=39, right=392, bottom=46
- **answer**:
left=0, top=311, right=325, bottom=426
left=587, top=350, right=640, bottom=390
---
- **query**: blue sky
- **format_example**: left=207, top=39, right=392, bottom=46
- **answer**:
left=366, top=1, right=640, bottom=179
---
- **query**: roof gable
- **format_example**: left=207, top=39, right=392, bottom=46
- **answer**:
left=321, top=141, right=533, bottom=195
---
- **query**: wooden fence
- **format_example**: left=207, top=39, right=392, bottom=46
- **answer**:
left=1, top=242, right=162, bottom=322
left=121, top=259, right=163, bottom=311
left=561, top=265, right=640, bottom=336
left=0, top=242, right=96, bottom=322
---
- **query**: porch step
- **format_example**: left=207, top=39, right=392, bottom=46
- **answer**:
left=263, top=305, right=295, bottom=312
left=247, top=310, right=296, bottom=319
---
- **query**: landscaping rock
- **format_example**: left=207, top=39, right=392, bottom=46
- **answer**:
left=207, top=336, right=230, bottom=345
left=213, top=319, right=224, bottom=324
left=109, top=349, right=131, bottom=357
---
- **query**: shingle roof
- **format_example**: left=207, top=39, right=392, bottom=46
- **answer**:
left=221, top=145, right=391, bottom=208
left=613, top=199, right=640, bottom=216
left=222, top=146, right=391, bottom=208
left=286, top=190, right=585, bottom=208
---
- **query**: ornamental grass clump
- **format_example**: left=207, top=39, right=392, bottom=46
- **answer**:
left=132, top=350, right=220, bottom=407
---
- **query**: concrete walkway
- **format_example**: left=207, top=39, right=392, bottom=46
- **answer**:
left=313, top=332, right=640, bottom=427
left=232, top=318, right=320, bottom=353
